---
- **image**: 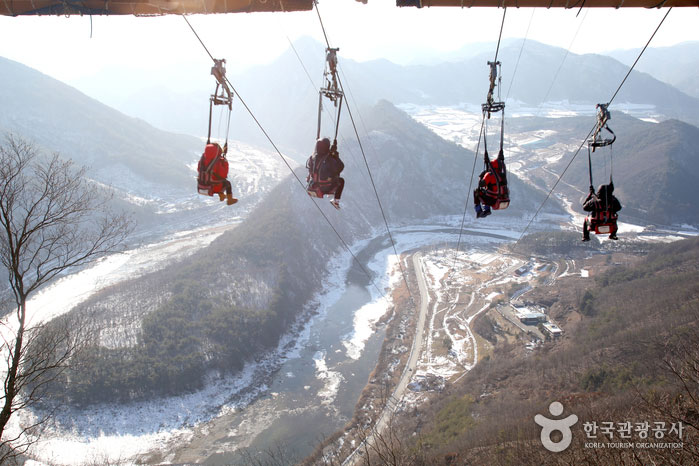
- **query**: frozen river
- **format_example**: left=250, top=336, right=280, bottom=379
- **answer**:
left=14, top=217, right=523, bottom=465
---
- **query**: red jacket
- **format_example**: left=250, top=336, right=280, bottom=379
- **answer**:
left=212, top=157, right=228, bottom=181
left=201, top=144, right=229, bottom=180
left=480, top=171, right=497, bottom=197
left=199, top=144, right=229, bottom=195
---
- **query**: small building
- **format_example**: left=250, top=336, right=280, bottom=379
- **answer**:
left=514, top=306, right=547, bottom=325
left=514, top=265, right=529, bottom=276
left=542, top=322, right=563, bottom=338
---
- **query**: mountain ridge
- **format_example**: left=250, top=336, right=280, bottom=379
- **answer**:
left=0, top=55, right=291, bottom=236
left=61, top=38, right=699, bottom=150
left=43, top=99, right=562, bottom=406
left=607, top=41, right=699, bottom=99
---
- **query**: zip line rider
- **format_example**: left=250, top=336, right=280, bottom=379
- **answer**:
left=307, top=137, right=345, bottom=209
left=197, top=58, right=238, bottom=206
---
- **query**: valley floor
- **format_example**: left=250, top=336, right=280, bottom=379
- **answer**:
left=16, top=210, right=694, bottom=465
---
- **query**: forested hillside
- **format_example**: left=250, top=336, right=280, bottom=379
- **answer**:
left=550, top=113, right=699, bottom=226
left=379, top=237, right=699, bottom=465
left=0, top=56, right=198, bottom=189
left=57, top=179, right=325, bottom=404
left=40, top=100, right=561, bottom=406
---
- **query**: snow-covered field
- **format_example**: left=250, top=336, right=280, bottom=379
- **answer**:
left=401, top=246, right=540, bottom=407
left=398, top=103, right=665, bottom=189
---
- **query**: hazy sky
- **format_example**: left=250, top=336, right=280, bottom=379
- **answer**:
left=0, top=2, right=697, bottom=84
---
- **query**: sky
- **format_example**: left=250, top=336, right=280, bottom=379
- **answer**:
left=0, top=2, right=697, bottom=85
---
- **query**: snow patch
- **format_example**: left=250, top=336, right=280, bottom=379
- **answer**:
left=313, top=351, right=344, bottom=406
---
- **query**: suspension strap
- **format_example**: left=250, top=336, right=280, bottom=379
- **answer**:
left=482, top=109, right=490, bottom=167
left=207, top=94, right=214, bottom=144
left=334, top=94, right=343, bottom=141
left=316, top=92, right=323, bottom=140
left=587, top=143, right=594, bottom=191
left=609, top=143, right=614, bottom=185
left=224, top=102, right=232, bottom=149
left=317, top=46, right=344, bottom=142
left=499, top=106, right=505, bottom=153
left=207, top=58, right=234, bottom=146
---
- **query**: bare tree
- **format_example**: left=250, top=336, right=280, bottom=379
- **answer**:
left=351, top=412, right=424, bottom=466
left=0, top=135, right=132, bottom=462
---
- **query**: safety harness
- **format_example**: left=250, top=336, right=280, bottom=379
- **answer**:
left=480, top=60, right=510, bottom=210
left=198, top=144, right=224, bottom=196
left=308, top=47, right=344, bottom=198
left=198, top=59, right=233, bottom=196
left=585, top=103, right=618, bottom=234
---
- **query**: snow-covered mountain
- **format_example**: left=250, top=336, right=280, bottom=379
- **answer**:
left=65, top=37, right=699, bottom=153
left=408, top=103, right=699, bottom=228
left=608, top=41, right=699, bottom=100
left=42, top=99, right=561, bottom=408
left=0, top=55, right=291, bottom=237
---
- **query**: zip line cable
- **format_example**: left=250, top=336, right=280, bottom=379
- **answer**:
left=607, top=8, right=672, bottom=106
left=537, top=9, right=588, bottom=116
left=277, top=20, right=373, bottom=190
left=282, top=16, right=408, bottom=299
left=452, top=115, right=486, bottom=270
left=338, top=72, right=414, bottom=301
left=505, top=8, right=535, bottom=102
left=182, top=15, right=386, bottom=298
left=313, top=0, right=414, bottom=301
left=513, top=126, right=595, bottom=247
left=336, top=65, right=385, bottom=189
left=283, top=35, right=317, bottom=90
left=493, top=7, right=507, bottom=65
left=273, top=15, right=373, bottom=188
left=182, top=15, right=215, bottom=62
left=313, top=0, right=332, bottom=52
left=452, top=6, right=507, bottom=268
left=512, top=7, right=673, bottom=248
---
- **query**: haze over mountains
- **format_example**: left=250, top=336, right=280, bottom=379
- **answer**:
left=608, top=41, right=699, bottom=99
left=0, top=56, right=290, bottom=236
left=66, top=37, right=699, bottom=153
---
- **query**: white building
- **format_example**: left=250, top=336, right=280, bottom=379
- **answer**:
left=542, top=322, right=563, bottom=338
left=513, top=306, right=547, bottom=325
